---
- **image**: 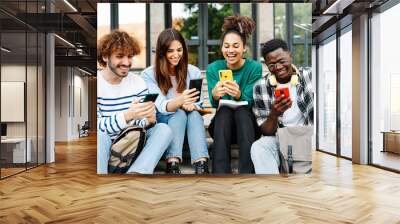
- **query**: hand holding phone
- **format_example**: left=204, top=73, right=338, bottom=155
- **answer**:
left=141, top=93, right=159, bottom=102
left=223, top=80, right=241, bottom=99
left=274, top=87, right=290, bottom=99
left=271, top=87, right=292, bottom=117
left=212, top=81, right=227, bottom=100
left=189, top=79, right=203, bottom=102
left=182, top=103, right=196, bottom=112
left=180, top=88, right=200, bottom=105
left=219, top=70, right=233, bottom=82
left=125, top=100, right=155, bottom=122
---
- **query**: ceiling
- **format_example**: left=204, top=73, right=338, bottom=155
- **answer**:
left=311, top=0, right=390, bottom=43
left=0, top=0, right=97, bottom=74
left=1, top=0, right=395, bottom=73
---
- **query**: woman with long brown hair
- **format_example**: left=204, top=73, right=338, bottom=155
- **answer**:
left=142, top=28, right=209, bottom=174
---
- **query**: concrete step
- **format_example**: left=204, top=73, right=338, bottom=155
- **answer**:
left=154, top=138, right=241, bottom=174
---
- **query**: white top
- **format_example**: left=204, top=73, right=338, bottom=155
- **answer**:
left=141, top=64, right=203, bottom=114
left=170, top=76, right=179, bottom=97
left=278, top=83, right=305, bottom=126
left=97, top=71, right=149, bottom=139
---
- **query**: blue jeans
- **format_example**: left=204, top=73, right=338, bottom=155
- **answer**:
left=157, top=109, right=209, bottom=164
left=97, top=123, right=173, bottom=174
left=250, top=136, right=280, bottom=174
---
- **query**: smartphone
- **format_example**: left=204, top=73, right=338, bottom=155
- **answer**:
left=189, top=79, right=202, bottom=102
left=219, top=70, right=233, bottom=82
left=142, top=93, right=159, bottom=102
left=274, top=87, right=290, bottom=99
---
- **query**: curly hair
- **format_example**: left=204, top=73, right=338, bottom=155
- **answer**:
left=221, top=14, right=256, bottom=45
left=97, top=30, right=141, bottom=68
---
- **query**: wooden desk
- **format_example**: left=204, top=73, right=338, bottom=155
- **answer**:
left=1, top=138, right=32, bottom=163
left=381, top=131, right=400, bottom=154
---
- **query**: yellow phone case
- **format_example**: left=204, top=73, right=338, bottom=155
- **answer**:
left=219, top=70, right=233, bottom=81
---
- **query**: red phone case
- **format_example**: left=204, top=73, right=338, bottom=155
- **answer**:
left=274, top=87, right=290, bottom=99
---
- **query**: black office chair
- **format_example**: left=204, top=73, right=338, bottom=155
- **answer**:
left=79, top=121, right=90, bottom=138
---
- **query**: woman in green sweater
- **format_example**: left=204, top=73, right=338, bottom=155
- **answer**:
left=206, top=15, right=262, bottom=174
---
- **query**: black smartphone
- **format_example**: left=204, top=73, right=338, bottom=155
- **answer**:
left=189, top=79, right=203, bottom=102
left=142, top=93, right=159, bottom=102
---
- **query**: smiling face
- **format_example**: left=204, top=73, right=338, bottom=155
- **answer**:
left=221, top=32, right=245, bottom=69
left=166, top=40, right=183, bottom=68
left=265, top=48, right=293, bottom=83
left=103, top=49, right=133, bottom=78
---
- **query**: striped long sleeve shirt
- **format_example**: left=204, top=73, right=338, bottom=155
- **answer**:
left=97, top=71, right=149, bottom=140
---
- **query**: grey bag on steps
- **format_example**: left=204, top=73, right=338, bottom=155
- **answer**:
left=277, top=126, right=314, bottom=174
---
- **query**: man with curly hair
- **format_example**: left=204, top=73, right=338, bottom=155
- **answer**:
left=97, top=30, right=173, bottom=174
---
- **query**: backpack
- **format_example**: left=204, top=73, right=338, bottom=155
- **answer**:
left=108, top=125, right=146, bottom=173
left=277, top=126, right=314, bottom=174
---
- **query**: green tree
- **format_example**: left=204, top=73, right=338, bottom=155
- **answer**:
left=274, top=3, right=311, bottom=68
left=293, top=3, right=312, bottom=68
left=175, top=3, right=234, bottom=65
left=274, top=4, right=287, bottom=41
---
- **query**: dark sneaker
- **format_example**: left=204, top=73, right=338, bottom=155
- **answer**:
left=194, top=161, right=209, bottom=174
left=166, top=161, right=181, bottom=174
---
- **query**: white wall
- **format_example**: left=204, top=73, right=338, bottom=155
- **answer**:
left=1, top=65, right=34, bottom=138
left=54, top=67, right=89, bottom=141
left=312, top=45, right=316, bottom=150
left=1, top=63, right=46, bottom=164
left=72, top=71, right=89, bottom=138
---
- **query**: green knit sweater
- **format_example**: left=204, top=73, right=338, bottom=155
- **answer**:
left=206, top=59, right=262, bottom=108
